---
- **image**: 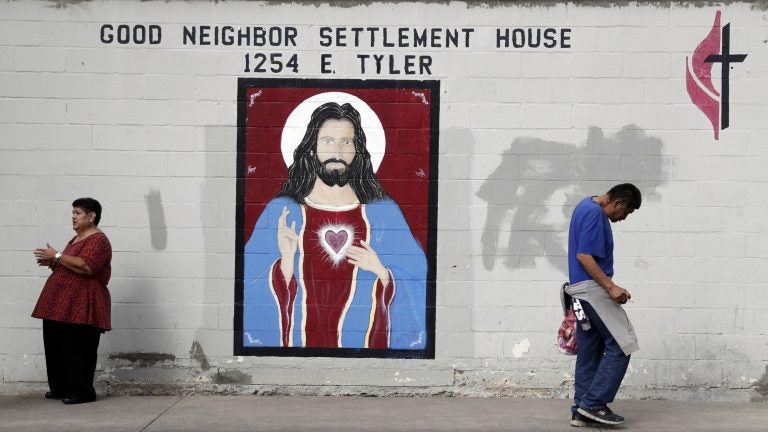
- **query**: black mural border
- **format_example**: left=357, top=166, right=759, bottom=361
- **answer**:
left=234, top=78, right=439, bottom=359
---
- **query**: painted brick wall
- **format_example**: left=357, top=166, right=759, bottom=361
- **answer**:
left=1, top=0, right=767, bottom=401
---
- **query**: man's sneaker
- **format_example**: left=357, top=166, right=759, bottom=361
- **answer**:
left=577, top=406, right=625, bottom=425
left=570, top=412, right=602, bottom=427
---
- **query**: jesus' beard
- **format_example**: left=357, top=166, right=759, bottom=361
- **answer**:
left=317, top=158, right=351, bottom=187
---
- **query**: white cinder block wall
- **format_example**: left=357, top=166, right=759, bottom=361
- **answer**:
left=1, top=0, right=767, bottom=401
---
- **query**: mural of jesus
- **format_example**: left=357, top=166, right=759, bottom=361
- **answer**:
left=242, top=93, right=427, bottom=351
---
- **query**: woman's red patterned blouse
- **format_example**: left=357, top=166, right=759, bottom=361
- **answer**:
left=32, top=232, right=112, bottom=331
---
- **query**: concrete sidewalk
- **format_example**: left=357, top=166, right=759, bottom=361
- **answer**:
left=1, top=395, right=766, bottom=431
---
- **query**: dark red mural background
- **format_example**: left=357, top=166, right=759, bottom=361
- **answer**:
left=241, top=85, right=434, bottom=251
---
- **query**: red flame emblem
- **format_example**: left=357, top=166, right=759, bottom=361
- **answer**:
left=686, top=11, right=721, bottom=139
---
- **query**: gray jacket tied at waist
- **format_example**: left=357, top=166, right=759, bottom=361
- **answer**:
left=564, top=279, right=639, bottom=356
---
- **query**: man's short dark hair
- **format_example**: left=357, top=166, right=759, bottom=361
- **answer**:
left=607, top=183, right=642, bottom=210
left=72, top=197, right=102, bottom=225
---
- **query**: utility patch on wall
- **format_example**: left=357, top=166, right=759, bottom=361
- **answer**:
left=235, top=78, right=438, bottom=358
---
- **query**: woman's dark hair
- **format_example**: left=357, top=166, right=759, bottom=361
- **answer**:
left=277, top=101, right=387, bottom=204
left=72, top=197, right=102, bottom=226
left=607, top=183, right=642, bottom=210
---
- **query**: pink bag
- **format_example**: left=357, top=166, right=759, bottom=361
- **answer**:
left=557, top=307, right=578, bottom=355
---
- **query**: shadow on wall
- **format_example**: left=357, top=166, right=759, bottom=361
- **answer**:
left=476, top=125, right=669, bottom=275
left=145, top=189, right=167, bottom=250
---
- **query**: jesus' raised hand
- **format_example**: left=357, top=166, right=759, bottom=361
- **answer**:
left=277, top=206, right=298, bottom=284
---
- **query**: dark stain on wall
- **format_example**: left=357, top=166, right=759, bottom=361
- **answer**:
left=108, top=352, right=176, bottom=367
left=263, top=1, right=768, bottom=10
left=190, top=340, right=211, bottom=371
left=753, top=364, right=768, bottom=401
left=45, top=1, right=768, bottom=11
left=476, top=125, right=669, bottom=275
left=145, top=189, right=168, bottom=250
left=212, top=369, right=252, bottom=384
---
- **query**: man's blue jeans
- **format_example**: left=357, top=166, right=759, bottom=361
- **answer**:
left=571, top=300, right=630, bottom=414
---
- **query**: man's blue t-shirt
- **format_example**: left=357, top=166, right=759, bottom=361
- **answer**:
left=568, top=196, right=614, bottom=284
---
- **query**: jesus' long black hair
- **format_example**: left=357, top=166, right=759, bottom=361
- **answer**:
left=277, top=102, right=387, bottom=204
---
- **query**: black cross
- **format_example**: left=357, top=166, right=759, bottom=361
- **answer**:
left=705, top=23, right=747, bottom=130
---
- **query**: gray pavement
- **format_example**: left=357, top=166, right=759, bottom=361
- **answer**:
left=1, top=395, right=766, bottom=431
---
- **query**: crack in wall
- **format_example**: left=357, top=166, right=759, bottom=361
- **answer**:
left=108, top=352, right=177, bottom=368
left=190, top=340, right=211, bottom=371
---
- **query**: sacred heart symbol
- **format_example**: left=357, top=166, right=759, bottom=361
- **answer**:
left=318, top=224, right=354, bottom=264
left=324, top=229, right=349, bottom=254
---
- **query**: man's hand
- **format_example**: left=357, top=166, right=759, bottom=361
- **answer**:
left=346, top=240, right=390, bottom=285
left=576, top=253, right=633, bottom=305
left=608, top=284, right=631, bottom=304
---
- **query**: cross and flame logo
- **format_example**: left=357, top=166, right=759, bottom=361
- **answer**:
left=685, top=11, right=747, bottom=140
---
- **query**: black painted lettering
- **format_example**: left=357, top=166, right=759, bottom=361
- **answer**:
left=199, top=26, right=211, bottom=45
left=495, top=27, right=571, bottom=49
left=117, top=25, right=130, bottom=44
left=383, top=28, right=395, bottom=47
left=399, top=27, right=409, bottom=48
left=222, top=26, right=234, bottom=45
left=373, top=54, right=385, bottom=74
left=285, top=27, right=297, bottom=47
left=445, top=28, right=459, bottom=48
left=286, top=54, right=299, bottom=72
left=528, top=28, right=541, bottom=48
left=512, top=28, right=525, bottom=48
left=244, top=52, right=299, bottom=73
left=238, top=27, right=250, bottom=46
left=404, top=55, right=416, bottom=74
left=182, top=25, right=303, bottom=47
left=414, top=28, right=428, bottom=48
left=496, top=28, right=509, bottom=48
left=366, top=27, right=379, bottom=46
left=335, top=27, right=347, bottom=47
left=420, top=56, right=432, bottom=75
left=351, top=27, right=364, bottom=47
left=430, top=28, right=441, bottom=47
left=270, top=53, right=283, bottom=72
left=357, top=54, right=369, bottom=74
left=253, top=53, right=267, bottom=72
left=269, top=27, right=282, bottom=46
left=100, top=24, right=114, bottom=43
left=461, top=28, right=474, bottom=47
left=149, top=25, right=161, bottom=44
left=254, top=27, right=265, bottom=46
left=321, top=53, right=333, bottom=74
left=133, top=25, right=146, bottom=44
left=388, top=54, right=401, bottom=74
left=543, top=28, right=557, bottom=48
left=183, top=26, right=195, bottom=44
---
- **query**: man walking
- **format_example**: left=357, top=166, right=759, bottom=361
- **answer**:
left=566, top=183, right=642, bottom=427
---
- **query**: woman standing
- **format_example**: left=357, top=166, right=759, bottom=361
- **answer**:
left=32, top=198, right=112, bottom=405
